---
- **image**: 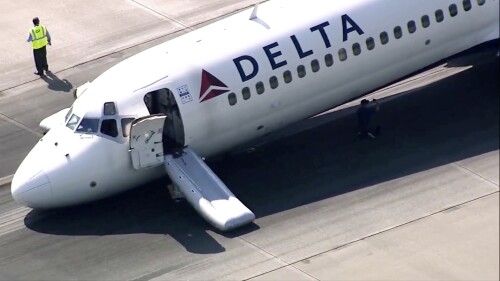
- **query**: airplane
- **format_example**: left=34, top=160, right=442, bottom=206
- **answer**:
left=11, top=0, right=499, bottom=231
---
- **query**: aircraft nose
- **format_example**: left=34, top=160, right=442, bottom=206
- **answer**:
left=11, top=170, right=52, bottom=208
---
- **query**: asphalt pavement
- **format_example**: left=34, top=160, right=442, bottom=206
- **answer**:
left=0, top=0, right=498, bottom=280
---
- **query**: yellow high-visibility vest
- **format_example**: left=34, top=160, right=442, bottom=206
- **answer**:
left=30, top=25, right=48, bottom=49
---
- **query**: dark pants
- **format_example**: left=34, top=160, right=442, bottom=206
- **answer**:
left=33, top=46, right=48, bottom=74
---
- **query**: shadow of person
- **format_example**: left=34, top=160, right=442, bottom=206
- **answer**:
left=41, top=71, right=73, bottom=92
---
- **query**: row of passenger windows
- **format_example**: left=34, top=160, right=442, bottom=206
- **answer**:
left=227, top=0, right=486, bottom=106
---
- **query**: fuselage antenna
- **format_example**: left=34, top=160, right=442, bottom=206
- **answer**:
left=249, top=3, right=259, bottom=20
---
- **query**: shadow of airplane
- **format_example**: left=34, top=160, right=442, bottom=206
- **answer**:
left=41, top=71, right=73, bottom=92
left=24, top=45, right=499, bottom=253
left=23, top=182, right=229, bottom=254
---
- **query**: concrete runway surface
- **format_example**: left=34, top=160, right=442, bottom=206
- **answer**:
left=0, top=0, right=498, bottom=280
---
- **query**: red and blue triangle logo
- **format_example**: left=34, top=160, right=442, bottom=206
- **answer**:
left=199, top=69, right=230, bottom=102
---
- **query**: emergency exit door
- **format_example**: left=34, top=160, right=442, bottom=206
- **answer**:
left=129, top=115, right=166, bottom=170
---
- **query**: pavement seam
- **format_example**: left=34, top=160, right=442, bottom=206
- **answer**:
left=453, top=162, right=499, bottom=188
left=238, top=236, right=320, bottom=281
left=0, top=112, right=43, bottom=138
left=244, top=191, right=499, bottom=281
left=130, top=0, right=195, bottom=31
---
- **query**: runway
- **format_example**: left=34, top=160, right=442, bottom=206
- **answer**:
left=0, top=0, right=498, bottom=280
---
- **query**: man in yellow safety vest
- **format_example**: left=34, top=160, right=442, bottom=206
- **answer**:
left=27, top=17, right=51, bottom=76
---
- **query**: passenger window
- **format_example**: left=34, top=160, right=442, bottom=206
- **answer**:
left=421, top=15, right=430, bottom=28
left=297, top=65, right=306, bottom=78
left=366, top=37, right=375, bottom=50
left=283, top=70, right=293, bottom=83
left=407, top=21, right=417, bottom=34
left=256, top=81, right=265, bottom=95
left=393, top=26, right=403, bottom=39
left=270, top=76, right=279, bottom=89
left=463, top=0, right=472, bottom=11
left=449, top=4, right=458, bottom=17
left=228, top=92, right=237, bottom=105
left=477, top=0, right=485, bottom=6
left=311, top=59, right=320, bottom=72
left=435, top=10, right=444, bottom=22
left=103, top=102, right=116, bottom=116
left=324, top=54, right=334, bottom=67
left=352, top=43, right=361, bottom=56
left=242, top=87, right=251, bottom=100
left=380, top=31, right=389, bottom=45
left=338, top=48, right=347, bottom=61
left=101, top=119, right=118, bottom=137
left=121, top=118, right=134, bottom=137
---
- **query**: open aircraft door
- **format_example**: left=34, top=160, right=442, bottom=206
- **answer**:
left=129, top=115, right=166, bottom=170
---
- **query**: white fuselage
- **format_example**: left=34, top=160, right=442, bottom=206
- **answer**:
left=11, top=0, right=499, bottom=208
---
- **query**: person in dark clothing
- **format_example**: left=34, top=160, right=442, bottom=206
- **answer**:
left=357, top=98, right=380, bottom=139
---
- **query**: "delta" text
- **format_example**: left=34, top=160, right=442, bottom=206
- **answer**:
left=233, top=14, right=364, bottom=82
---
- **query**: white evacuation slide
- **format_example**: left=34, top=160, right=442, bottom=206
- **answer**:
left=164, top=148, right=255, bottom=231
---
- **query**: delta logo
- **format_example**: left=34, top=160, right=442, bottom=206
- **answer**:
left=199, top=69, right=230, bottom=103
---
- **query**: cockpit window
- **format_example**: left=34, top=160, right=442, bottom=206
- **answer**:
left=103, top=102, right=117, bottom=116
left=101, top=119, right=118, bottom=137
left=66, top=114, right=81, bottom=130
left=121, top=118, right=135, bottom=137
left=65, top=107, right=73, bottom=122
left=76, top=118, right=99, bottom=133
